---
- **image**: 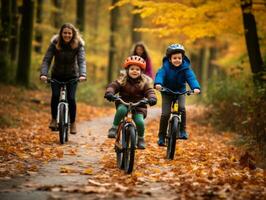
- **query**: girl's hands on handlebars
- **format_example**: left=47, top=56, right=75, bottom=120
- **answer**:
left=104, top=93, right=115, bottom=102
left=193, top=89, right=201, bottom=94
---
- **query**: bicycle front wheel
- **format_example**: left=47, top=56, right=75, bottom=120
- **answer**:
left=166, top=116, right=179, bottom=159
left=123, top=126, right=136, bottom=174
left=115, top=123, right=124, bottom=169
left=58, top=104, right=68, bottom=144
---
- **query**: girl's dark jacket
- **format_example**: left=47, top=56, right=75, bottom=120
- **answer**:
left=154, top=56, right=200, bottom=92
left=105, top=73, right=157, bottom=118
left=40, top=35, right=86, bottom=81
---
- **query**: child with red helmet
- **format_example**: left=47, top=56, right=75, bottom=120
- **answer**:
left=104, top=55, right=157, bottom=149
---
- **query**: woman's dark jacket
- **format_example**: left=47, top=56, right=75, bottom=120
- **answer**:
left=40, top=35, right=86, bottom=80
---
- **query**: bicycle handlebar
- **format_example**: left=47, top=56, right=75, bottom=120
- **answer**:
left=46, top=78, right=80, bottom=85
left=112, top=96, right=149, bottom=107
left=160, top=87, right=194, bottom=96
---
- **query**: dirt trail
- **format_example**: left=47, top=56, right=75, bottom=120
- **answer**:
left=0, top=108, right=174, bottom=200
left=0, top=106, right=265, bottom=200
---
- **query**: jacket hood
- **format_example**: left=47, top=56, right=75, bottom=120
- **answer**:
left=162, top=55, right=190, bottom=71
left=50, top=34, right=85, bottom=46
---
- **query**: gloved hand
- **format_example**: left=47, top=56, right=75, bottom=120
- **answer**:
left=104, top=93, right=115, bottom=102
left=148, top=97, right=157, bottom=106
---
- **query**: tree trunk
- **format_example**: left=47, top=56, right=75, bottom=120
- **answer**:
left=240, top=0, right=264, bottom=74
left=201, top=47, right=210, bottom=95
left=16, top=0, right=35, bottom=87
left=91, top=0, right=101, bottom=82
left=76, top=0, right=85, bottom=32
left=131, top=6, right=142, bottom=44
left=35, top=0, right=44, bottom=53
left=107, top=0, right=120, bottom=83
left=53, top=0, right=62, bottom=29
left=10, top=0, right=19, bottom=61
left=0, top=0, right=11, bottom=83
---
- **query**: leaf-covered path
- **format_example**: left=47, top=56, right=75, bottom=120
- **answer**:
left=0, top=104, right=265, bottom=200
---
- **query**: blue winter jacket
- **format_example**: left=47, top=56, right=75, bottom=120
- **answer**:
left=154, top=56, right=200, bottom=93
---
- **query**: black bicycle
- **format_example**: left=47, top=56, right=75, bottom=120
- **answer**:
left=111, top=96, right=148, bottom=174
left=47, top=78, right=79, bottom=144
left=160, top=87, right=194, bottom=160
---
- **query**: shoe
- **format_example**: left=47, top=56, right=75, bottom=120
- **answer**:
left=179, top=130, right=188, bottom=140
left=108, top=126, right=117, bottom=138
left=70, top=122, right=77, bottom=134
left=49, top=119, right=57, bottom=131
left=137, top=137, right=146, bottom=149
left=157, top=137, right=166, bottom=146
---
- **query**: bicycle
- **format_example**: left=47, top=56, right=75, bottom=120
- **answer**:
left=110, top=96, right=148, bottom=174
left=47, top=78, right=79, bottom=144
left=160, top=87, right=194, bottom=160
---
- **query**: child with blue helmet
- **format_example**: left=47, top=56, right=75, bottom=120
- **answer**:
left=154, top=44, right=201, bottom=146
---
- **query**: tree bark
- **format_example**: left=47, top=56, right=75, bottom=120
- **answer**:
left=0, top=0, right=11, bottom=83
left=10, top=0, right=19, bottom=60
left=240, top=0, right=264, bottom=74
left=76, top=0, right=86, bottom=32
left=35, top=0, right=44, bottom=53
left=131, top=6, right=142, bottom=44
left=201, top=47, right=210, bottom=95
left=107, top=0, right=120, bottom=83
left=91, top=0, right=101, bottom=82
left=16, top=0, right=35, bottom=87
left=53, top=0, right=62, bottom=29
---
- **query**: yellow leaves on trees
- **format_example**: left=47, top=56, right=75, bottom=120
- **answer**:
left=116, top=0, right=243, bottom=43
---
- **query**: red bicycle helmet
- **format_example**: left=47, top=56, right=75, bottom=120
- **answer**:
left=123, top=55, right=146, bottom=70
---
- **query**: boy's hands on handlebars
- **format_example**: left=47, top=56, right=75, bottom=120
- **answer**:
left=155, top=84, right=162, bottom=91
left=40, top=75, right=48, bottom=82
left=148, top=97, right=157, bottom=106
left=193, top=89, right=201, bottom=94
left=104, top=93, right=115, bottom=102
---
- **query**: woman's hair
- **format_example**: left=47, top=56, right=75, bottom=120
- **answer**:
left=56, top=23, right=81, bottom=50
left=131, top=42, right=149, bottom=60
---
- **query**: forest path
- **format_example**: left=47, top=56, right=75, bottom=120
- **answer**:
left=0, top=106, right=265, bottom=200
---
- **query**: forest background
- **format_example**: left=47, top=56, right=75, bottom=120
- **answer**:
left=0, top=0, right=265, bottom=164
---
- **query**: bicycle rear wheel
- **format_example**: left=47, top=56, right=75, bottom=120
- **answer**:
left=59, top=104, right=68, bottom=144
left=115, top=123, right=124, bottom=169
left=123, top=126, right=136, bottom=174
left=166, top=116, right=179, bottom=159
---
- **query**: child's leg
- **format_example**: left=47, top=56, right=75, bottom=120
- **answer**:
left=178, top=95, right=186, bottom=131
left=113, top=104, right=128, bottom=126
left=158, top=94, right=172, bottom=139
left=108, top=104, right=128, bottom=138
left=133, top=114, right=145, bottom=137
left=133, top=113, right=145, bottom=149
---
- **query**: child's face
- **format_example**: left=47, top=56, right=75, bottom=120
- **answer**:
left=136, top=46, right=144, bottom=56
left=170, top=53, right=183, bottom=67
left=128, top=65, right=141, bottom=79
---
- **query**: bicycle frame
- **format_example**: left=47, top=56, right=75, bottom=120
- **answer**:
left=160, top=87, right=194, bottom=159
left=112, top=97, right=148, bottom=173
left=57, top=84, right=69, bottom=125
left=47, top=78, right=79, bottom=144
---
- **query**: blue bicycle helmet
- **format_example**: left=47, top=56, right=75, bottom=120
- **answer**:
left=166, top=43, right=185, bottom=58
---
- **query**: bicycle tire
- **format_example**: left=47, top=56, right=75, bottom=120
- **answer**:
left=59, top=104, right=68, bottom=144
left=115, top=123, right=124, bottom=169
left=123, top=126, right=136, bottom=174
left=166, top=116, right=179, bottom=159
